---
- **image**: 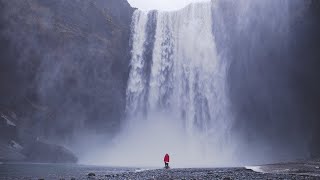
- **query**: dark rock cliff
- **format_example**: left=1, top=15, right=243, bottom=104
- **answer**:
left=0, top=0, right=134, bottom=162
left=213, top=0, right=320, bottom=161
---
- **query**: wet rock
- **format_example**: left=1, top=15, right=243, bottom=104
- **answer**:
left=0, top=0, right=134, bottom=142
left=0, top=142, right=26, bottom=162
left=88, top=172, right=96, bottom=177
left=22, top=141, right=77, bottom=163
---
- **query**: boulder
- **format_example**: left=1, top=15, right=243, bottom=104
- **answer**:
left=88, top=172, right=96, bottom=176
left=22, top=141, right=77, bottom=163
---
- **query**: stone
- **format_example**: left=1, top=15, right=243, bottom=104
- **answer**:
left=88, top=172, right=96, bottom=177
left=223, top=177, right=232, bottom=180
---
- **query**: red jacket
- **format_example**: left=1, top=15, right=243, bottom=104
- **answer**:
left=164, top=154, right=169, bottom=163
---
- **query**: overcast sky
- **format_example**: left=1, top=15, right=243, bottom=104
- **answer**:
left=128, top=0, right=209, bottom=11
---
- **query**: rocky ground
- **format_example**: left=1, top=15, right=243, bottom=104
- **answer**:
left=249, top=159, right=320, bottom=178
left=99, top=168, right=318, bottom=180
left=1, top=163, right=320, bottom=180
left=90, top=160, right=320, bottom=180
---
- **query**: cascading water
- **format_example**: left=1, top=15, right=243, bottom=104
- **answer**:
left=117, top=1, right=235, bottom=167
left=79, top=0, right=308, bottom=167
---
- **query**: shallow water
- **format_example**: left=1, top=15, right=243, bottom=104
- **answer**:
left=0, top=163, right=139, bottom=180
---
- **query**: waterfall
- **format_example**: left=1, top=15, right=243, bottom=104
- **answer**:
left=80, top=0, right=306, bottom=167
left=124, top=1, right=234, bottom=166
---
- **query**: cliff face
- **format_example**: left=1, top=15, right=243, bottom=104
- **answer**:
left=219, top=0, right=320, bottom=160
left=0, top=0, right=134, bottom=162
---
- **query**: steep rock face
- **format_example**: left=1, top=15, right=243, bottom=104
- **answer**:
left=215, top=0, right=320, bottom=161
left=22, top=141, right=78, bottom=163
left=0, top=0, right=133, bottom=140
left=0, top=0, right=134, bottom=162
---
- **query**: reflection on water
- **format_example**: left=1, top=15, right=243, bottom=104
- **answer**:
left=0, top=163, right=139, bottom=180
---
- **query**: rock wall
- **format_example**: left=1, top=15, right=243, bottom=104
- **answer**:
left=220, top=0, right=320, bottom=161
left=0, top=0, right=134, bottom=162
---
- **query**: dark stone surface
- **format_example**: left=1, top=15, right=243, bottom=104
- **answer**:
left=88, top=172, right=96, bottom=176
left=102, top=168, right=318, bottom=180
left=22, top=141, right=77, bottom=163
left=0, top=110, right=18, bottom=143
left=0, top=0, right=134, bottom=141
left=0, top=143, right=25, bottom=162
left=0, top=162, right=319, bottom=180
left=0, top=0, right=134, bottom=162
left=211, top=0, right=320, bottom=161
left=0, top=0, right=134, bottom=163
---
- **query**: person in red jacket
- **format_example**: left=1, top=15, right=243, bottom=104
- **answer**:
left=164, top=153, right=170, bottom=169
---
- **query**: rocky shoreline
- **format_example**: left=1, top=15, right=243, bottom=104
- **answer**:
left=101, top=168, right=317, bottom=180
left=1, top=162, right=320, bottom=180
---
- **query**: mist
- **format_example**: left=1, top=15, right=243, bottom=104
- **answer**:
left=1, top=0, right=320, bottom=168
left=80, top=112, right=236, bottom=167
left=81, top=0, right=310, bottom=167
left=85, top=0, right=317, bottom=167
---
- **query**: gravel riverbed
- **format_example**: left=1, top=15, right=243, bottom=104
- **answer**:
left=101, top=168, right=318, bottom=180
left=1, top=163, right=319, bottom=180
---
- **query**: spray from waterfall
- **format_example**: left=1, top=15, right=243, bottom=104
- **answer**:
left=74, top=0, right=311, bottom=167
left=99, top=1, right=235, bottom=167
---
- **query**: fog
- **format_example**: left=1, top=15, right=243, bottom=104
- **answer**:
left=79, top=0, right=313, bottom=167
left=1, top=0, right=320, bottom=167
left=77, top=112, right=236, bottom=167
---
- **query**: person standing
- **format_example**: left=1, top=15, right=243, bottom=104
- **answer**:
left=164, top=153, right=170, bottom=169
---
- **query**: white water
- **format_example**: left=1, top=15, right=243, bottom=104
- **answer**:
left=74, top=0, right=306, bottom=167
left=99, top=1, right=235, bottom=167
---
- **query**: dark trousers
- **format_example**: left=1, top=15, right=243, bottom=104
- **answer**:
left=165, top=162, right=169, bottom=168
